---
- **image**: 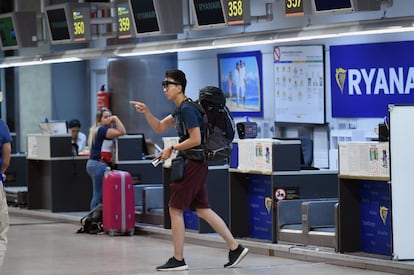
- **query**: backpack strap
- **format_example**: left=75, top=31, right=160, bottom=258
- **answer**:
left=177, top=98, right=208, bottom=142
left=175, top=98, right=208, bottom=161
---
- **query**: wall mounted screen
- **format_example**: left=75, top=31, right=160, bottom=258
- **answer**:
left=130, top=0, right=160, bottom=34
left=0, top=12, right=37, bottom=50
left=46, top=7, right=71, bottom=42
left=0, top=16, right=18, bottom=49
left=192, top=0, right=226, bottom=28
left=312, top=0, right=354, bottom=14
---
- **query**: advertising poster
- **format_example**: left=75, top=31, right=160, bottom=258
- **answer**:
left=218, top=50, right=263, bottom=117
left=330, top=41, right=414, bottom=118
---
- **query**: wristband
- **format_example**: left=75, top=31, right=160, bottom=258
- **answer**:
left=171, top=145, right=175, bottom=151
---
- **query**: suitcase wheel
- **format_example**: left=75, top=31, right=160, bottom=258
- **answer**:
left=108, top=230, right=117, bottom=237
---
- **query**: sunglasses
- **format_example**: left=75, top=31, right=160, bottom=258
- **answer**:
left=162, top=80, right=181, bottom=88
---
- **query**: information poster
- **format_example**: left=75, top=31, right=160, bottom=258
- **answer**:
left=273, top=45, right=325, bottom=124
left=237, top=139, right=273, bottom=173
left=338, top=142, right=390, bottom=178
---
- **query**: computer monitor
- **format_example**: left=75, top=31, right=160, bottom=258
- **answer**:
left=273, top=137, right=316, bottom=169
left=116, top=133, right=149, bottom=161
left=39, top=121, right=68, bottom=135
left=300, top=137, right=314, bottom=168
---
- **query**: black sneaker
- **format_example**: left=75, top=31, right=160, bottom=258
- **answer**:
left=156, top=257, right=188, bottom=271
left=224, top=244, right=248, bottom=268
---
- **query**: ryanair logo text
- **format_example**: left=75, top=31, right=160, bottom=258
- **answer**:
left=335, top=67, right=414, bottom=95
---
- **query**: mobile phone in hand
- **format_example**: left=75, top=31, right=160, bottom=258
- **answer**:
left=151, top=157, right=162, bottom=167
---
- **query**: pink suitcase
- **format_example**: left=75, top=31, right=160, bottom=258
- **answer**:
left=103, top=169, right=135, bottom=236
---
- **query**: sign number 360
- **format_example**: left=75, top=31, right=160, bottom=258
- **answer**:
left=73, top=22, right=85, bottom=35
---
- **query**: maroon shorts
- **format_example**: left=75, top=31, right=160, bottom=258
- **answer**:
left=169, top=159, right=210, bottom=211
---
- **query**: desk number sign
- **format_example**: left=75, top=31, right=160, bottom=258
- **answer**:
left=72, top=7, right=89, bottom=42
left=285, top=0, right=304, bottom=16
left=224, top=0, right=250, bottom=25
left=117, top=3, right=133, bottom=39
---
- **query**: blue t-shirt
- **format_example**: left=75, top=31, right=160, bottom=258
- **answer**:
left=89, top=126, right=111, bottom=161
left=0, top=119, right=11, bottom=181
left=173, top=100, right=203, bottom=144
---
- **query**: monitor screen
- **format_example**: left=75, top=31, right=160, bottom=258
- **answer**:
left=39, top=121, right=68, bottom=135
left=313, top=0, right=354, bottom=14
left=130, top=0, right=160, bottom=34
left=0, top=15, right=18, bottom=49
left=192, top=0, right=226, bottom=27
left=46, top=8, right=71, bottom=42
left=0, top=12, right=37, bottom=50
left=116, top=133, right=149, bottom=161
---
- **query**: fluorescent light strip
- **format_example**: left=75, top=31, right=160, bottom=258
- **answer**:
left=0, top=57, right=82, bottom=69
left=0, top=61, right=43, bottom=68
left=40, top=57, right=82, bottom=64
left=2, top=20, right=414, bottom=66
left=115, top=25, right=414, bottom=57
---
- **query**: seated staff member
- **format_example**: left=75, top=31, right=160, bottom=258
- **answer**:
left=68, top=119, right=87, bottom=155
left=86, top=108, right=126, bottom=210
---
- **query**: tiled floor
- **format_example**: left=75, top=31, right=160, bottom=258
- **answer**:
left=2, top=208, right=414, bottom=275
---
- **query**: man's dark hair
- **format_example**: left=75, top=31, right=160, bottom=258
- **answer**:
left=165, top=69, right=187, bottom=93
left=68, top=119, right=81, bottom=129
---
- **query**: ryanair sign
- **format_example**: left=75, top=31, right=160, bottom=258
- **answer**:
left=330, top=41, right=414, bottom=117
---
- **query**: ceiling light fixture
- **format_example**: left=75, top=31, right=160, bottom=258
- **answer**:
left=0, top=56, right=82, bottom=69
left=1, top=16, right=414, bottom=67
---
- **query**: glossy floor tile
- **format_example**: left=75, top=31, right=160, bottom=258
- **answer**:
left=1, top=212, right=405, bottom=275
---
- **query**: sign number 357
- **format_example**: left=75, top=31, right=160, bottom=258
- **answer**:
left=286, top=0, right=301, bottom=8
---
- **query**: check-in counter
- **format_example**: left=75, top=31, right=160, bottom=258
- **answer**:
left=229, top=138, right=338, bottom=243
left=26, top=134, right=92, bottom=212
left=338, top=141, right=392, bottom=257
left=229, top=169, right=338, bottom=243
left=162, top=164, right=229, bottom=233
left=5, top=153, right=28, bottom=187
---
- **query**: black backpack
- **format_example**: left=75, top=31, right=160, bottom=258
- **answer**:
left=76, top=204, right=103, bottom=234
left=179, top=86, right=235, bottom=161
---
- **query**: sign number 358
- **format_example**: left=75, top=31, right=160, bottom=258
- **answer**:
left=228, top=0, right=243, bottom=17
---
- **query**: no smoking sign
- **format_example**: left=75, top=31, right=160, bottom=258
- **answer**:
left=274, top=188, right=286, bottom=201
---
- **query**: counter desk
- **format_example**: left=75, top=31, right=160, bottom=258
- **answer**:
left=229, top=168, right=338, bottom=243
left=115, top=160, right=163, bottom=184
left=5, top=153, right=28, bottom=187
left=162, top=164, right=229, bottom=233
left=27, top=156, right=92, bottom=212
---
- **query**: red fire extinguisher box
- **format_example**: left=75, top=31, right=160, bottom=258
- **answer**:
left=97, top=84, right=110, bottom=110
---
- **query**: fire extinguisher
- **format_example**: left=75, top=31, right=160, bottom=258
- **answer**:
left=97, top=84, right=110, bottom=111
